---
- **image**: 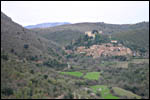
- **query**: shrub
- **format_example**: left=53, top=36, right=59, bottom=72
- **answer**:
left=1, top=87, right=13, bottom=96
left=29, top=56, right=38, bottom=61
left=96, top=92, right=101, bottom=97
left=43, top=59, right=67, bottom=69
left=111, top=56, right=127, bottom=61
left=36, top=64, right=41, bottom=67
left=87, top=90, right=92, bottom=94
left=44, top=75, right=48, bottom=79
left=30, top=79, right=38, bottom=85
left=30, top=70, right=34, bottom=74
left=11, top=48, right=14, bottom=53
left=92, top=30, right=99, bottom=34
left=1, top=54, right=9, bottom=60
left=64, top=92, right=74, bottom=99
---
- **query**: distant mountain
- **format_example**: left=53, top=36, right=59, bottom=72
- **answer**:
left=24, top=22, right=71, bottom=29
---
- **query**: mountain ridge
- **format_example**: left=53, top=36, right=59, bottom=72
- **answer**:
left=1, top=12, right=67, bottom=64
left=24, top=22, right=71, bottom=29
left=31, top=21, right=149, bottom=46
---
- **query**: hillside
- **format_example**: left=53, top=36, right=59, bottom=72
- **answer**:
left=35, top=29, right=84, bottom=46
left=32, top=22, right=149, bottom=46
left=1, top=12, right=66, bottom=63
left=1, top=12, right=149, bottom=99
left=24, top=22, right=71, bottom=29
left=111, top=28, right=149, bottom=57
left=32, top=22, right=149, bottom=33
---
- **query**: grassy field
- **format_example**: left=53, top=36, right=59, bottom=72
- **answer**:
left=83, top=72, right=100, bottom=80
left=60, top=71, right=83, bottom=77
left=112, top=87, right=141, bottom=99
left=90, top=85, right=119, bottom=99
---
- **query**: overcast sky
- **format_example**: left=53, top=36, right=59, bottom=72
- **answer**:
left=1, top=1, right=149, bottom=26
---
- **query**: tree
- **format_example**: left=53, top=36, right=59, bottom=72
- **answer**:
left=30, top=70, right=34, bottom=74
left=92, top=30, right=99, bottom=34
left=29, top=55, right=38, bottom=61
left=95, top=34, right=101, bottom=44
left=83, top=35, right=89, bottom=41
left=24, top=44, right=29, bottom=49
left=139, top=48, right=146, bottom=53
left=96, top=92, right=101, bottom=97
left=64, top=92, right=74, bottom=99
left=44, top=75, right=48, bottom=79
left=1, top=54, right=9, bottom=60
left=1, top=87, right=13, bottom=96
left=11, top=48, right=14, bottom=53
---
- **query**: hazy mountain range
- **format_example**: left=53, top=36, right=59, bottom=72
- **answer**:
left=24, top=22, right=71, bottom=29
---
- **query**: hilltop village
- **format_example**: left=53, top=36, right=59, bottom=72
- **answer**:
left=76, top=43, right=132, bottom=58
left=65, top=30, right=133, bottom=58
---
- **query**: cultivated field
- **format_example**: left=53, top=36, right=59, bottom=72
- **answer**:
left=60, top=72, right=83, bottom=77
left=90, top=85, right=119, bottom=99
left=112, top=87, right=141, bottom=99
left=83, top=72, right=100, bottom=80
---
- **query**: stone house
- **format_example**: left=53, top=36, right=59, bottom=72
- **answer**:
left=85, top=31, right=95, bottom=38
left=111, top=40, right=118, bottom=43
left=85, top=30, right=103, bottom=38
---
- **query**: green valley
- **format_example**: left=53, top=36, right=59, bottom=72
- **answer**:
left=1, top=3, right=149, bottom=99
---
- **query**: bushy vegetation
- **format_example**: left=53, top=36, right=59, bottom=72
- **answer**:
left=1, top=87, right=14, bottom=96
left=1, top=55, right=79, bottom=99
left=112, top=28, right=149, bottom=57
left=1, top=48, right=149, bottom=99
left=65, top=32, right=110, bottom=50
left=1, top=53, right=9, bottom=60
left=99, top=62, right=149, bottom=98
left=43, top=58, right=67, bottom=70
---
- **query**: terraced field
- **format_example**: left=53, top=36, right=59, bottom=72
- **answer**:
left=112, top=87, right=141, bottom=99
left=60, top=71, right=83, bottom=77
left=130, top=58, right=149, bottom=64
left=60, top=71, right=101, bottom=80
left=99, top=61, right=116, bottom=67
left=99, top=61, right=128, bottom=68
left=90, top=85, right=119, bottom=99
left=99, top=58, right=149, bottom=69
left=83, top=72, right=100, bottom=80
